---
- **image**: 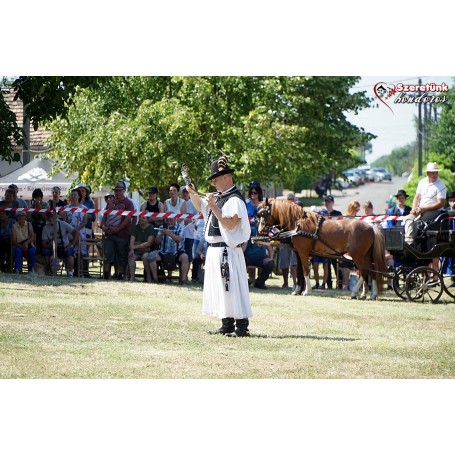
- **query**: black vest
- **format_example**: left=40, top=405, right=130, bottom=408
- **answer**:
left=207, top=187, right=245, bottom=236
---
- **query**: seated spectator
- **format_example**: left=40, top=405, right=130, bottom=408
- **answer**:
left=0, top=188, right=20, bottom=220
left=128, top=215, right=157, bottom=281
left=147, top=217, right=189, bottom=284
left=0, top=210, right=16, bottom=272
left=29, top=188, right=49, bottom=254
left=243, top=226, right=274, bottom=289
left=140, top=187, right=164, bottom=226
left=41, top=213, right=80, bottom=277
left=12, top=211, right=36, bottom=274
left=63, top=188, right=89, bottom=250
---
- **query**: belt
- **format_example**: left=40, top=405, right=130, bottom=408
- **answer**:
left=208, top=242, right=241, bottom=248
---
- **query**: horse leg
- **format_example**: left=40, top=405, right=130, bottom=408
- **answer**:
left=351, top=276, right=364, bottom=299
left=292, top=253, right=305, bottom=296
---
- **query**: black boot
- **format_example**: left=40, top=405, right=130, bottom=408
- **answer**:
left=226, top=318, right=250, bottom=337
left=208, top=317, right=235, bottom=335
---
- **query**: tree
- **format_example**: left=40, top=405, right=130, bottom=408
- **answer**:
left=0, top=76, right=107, bottom=162
left=45, top=76, right=375, bottom=192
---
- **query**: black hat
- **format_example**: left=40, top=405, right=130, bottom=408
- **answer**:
left=324, top=195, right=334, bottom=202
left=447, top=191, right=455, bottom=200
left=393, top=189, right=408, bottom=198
left=249, top=180, right=261, bottom=188
left=206, top=155, right=235, bottom=181
left=148, top=186, right=158, bottom=194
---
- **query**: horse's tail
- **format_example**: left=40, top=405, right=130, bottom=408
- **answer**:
left=372, top=224, right=387, bottom=294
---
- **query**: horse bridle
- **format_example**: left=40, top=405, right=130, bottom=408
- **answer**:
left=256, top=203, right=291, bottom=239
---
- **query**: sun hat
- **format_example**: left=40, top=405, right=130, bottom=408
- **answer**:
left=104, top=192, right=115, bottom=201
left=393, top=189, right=408, bottom=198
left=426, top=162, right=440, bottom=172
left=206, top=155, right=235, bottom=181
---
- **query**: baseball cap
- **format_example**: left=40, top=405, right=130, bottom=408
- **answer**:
left=148, top=186, right=158, bottom=194
left=324, top=195, right=334, bottom=202
left=113, top=180, right=127, bottom=190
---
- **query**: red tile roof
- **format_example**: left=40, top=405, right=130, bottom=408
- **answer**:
left=3, top=89, right=51, bottom=148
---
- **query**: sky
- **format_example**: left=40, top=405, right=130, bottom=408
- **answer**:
left=346, top=76, right=454, bottom=164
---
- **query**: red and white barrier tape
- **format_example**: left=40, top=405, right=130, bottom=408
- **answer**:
left=0, top=206, right=409, bottom=221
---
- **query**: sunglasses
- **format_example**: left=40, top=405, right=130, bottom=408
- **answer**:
left=250, top=191, right=258, bottom=195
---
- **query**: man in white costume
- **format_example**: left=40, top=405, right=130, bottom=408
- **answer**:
left=186, top=156, right=252, bottom=337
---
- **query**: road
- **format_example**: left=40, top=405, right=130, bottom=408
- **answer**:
left=329, top=176, right=409, bottom=215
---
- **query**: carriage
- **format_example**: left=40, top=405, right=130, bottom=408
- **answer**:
left=255, top=198, right=455, bottom=303
left=383, top=210, right=455, bottom=303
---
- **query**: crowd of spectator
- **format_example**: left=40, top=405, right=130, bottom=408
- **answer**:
left=1, top=167, right=453, bottom=293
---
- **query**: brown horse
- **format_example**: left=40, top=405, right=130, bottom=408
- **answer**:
left=256, top=198, right=387, bottom=299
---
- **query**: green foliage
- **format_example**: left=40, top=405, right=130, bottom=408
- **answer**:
left=371, top=142, right=417, bottom=176
left=46, top=76, right=374, bottom=192
left=0, top=76, right=106, bottom=162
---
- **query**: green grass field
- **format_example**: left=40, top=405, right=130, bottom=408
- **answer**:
left=1, top=273, right=454, bottom=379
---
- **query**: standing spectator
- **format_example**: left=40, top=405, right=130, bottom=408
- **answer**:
left=75, top=183, right=96, bottom=237
left=0, top=188, right=20, bottom=220
left=386, top=190, right=411, bottom=227
left=191, top=237, right=207, bottom=283
left=0, top=210, right=15, bottom=272
left=12, top=211, right=36, bottom=274
left=279, top=193, right=299, bottom=290
left=246, top=184, right=264, bottom=221
left=345, top=200, right=361, bottom=217
left=164, top=183, right=187, bottom=217
left=186, top=155, right=252, bottom=337
left=181, top=186, right=198, bottom=262
left=311, top=208, right=330, bottom=290
left=243, top=225, right=274, bottom=289
left=128, top=215, right=157, bottom=281
left=448, top=192, right=455, bottom=211
left=148, top=217, right=189, bottom=284
left=11, top=211, right=36, bottom=274
left=29, top=188, right=49, bottom=254
left=8, top=184, right=28, bottom=208
left=324, top=195, right=342, bottom=289
left=404, top=162, right=446, bottom=245
left=48, top=186, right=67, bottom=212
left=41, top=213, right=79, bottom=277
left=63, top=188, right=89, bottom=274
left=100, top=180, right=134, bottom=280
left=140, top=186, right=164, bottom=226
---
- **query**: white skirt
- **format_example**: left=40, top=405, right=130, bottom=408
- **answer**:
left=202, top=246, right=252, bottom=319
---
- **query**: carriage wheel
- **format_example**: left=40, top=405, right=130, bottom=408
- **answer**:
left=441, top=257, right=455, bottom=300
left=405, top=267, right=443, bottom=303
left=392, top=266, right=409, bottom=300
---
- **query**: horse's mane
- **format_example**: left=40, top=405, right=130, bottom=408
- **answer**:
left=268, top=198, right=307, bottom=230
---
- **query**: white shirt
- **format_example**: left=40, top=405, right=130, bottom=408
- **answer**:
left=416, top=177, right=446, bottom=208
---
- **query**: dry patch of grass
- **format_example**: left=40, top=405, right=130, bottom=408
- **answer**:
left=1, top=274, right=454, bottom=378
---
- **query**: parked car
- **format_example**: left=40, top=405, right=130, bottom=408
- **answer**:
left=373, top=167, right=392, bottom=182
left=342, top=170, right=360, bottom=186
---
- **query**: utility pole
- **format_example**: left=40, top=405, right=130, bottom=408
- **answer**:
left=417, top=78, right=423, bottom=176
